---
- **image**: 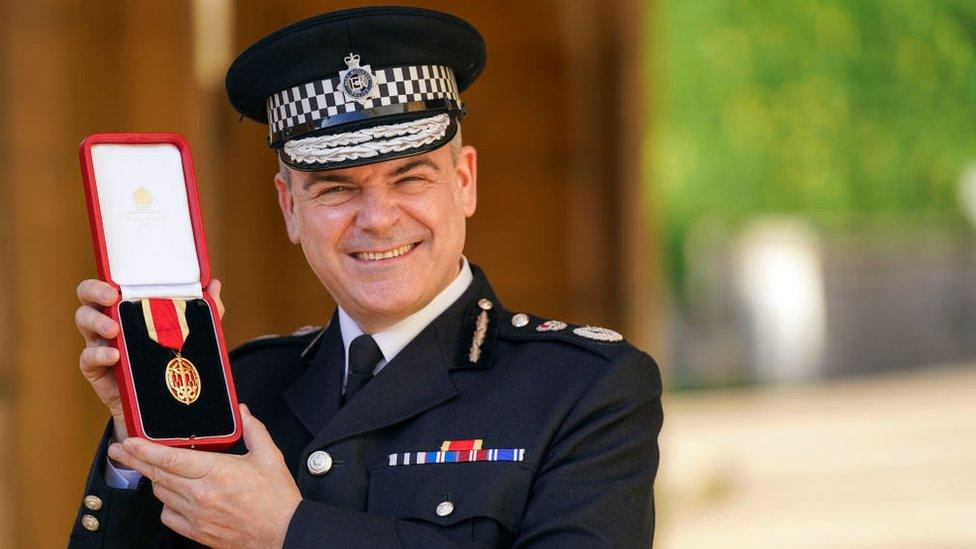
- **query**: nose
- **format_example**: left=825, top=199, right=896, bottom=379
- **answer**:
left=355, top=185, right=399, bottom=233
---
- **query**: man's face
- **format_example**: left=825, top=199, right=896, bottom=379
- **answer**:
left=274, top=142, right=477, bottom=331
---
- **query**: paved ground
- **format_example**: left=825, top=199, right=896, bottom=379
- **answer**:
left=656, top=363, right=976, bottom=549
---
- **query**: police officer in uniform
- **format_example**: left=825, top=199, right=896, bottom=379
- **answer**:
left=69, top=6, right=663, bottom=548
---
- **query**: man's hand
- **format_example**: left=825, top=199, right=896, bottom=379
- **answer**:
left=107, top=404, right=301, bottom=548
left=75, top=278, right=225, bottom=442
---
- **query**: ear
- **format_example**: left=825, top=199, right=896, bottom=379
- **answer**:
left=274, top=171, right=302, bottom=244
left=456, top=145, right=478, bottom=217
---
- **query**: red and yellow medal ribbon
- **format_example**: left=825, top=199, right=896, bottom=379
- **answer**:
left=141, top=298, right=201, bottom=405
left=141, top=298, right=190, bottom=352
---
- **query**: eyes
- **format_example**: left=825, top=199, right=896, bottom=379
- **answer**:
left=308, top=176, right=430, bottom=205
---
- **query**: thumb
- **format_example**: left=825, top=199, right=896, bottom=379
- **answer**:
left=241, top=403, right=277, bottom=461
left=206, top=278, right=225, bottom=319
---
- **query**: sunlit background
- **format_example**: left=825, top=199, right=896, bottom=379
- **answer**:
left=653, top=1, right=976, bottom=547
left=1, top=1, right=975, bottom=547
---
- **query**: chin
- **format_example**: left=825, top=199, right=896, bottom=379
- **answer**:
left=351, top=283, right=427, bottom=317
left=352, top=296, right=422, bottom=323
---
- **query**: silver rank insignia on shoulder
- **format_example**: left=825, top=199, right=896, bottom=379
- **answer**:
left=339, top=52, right=379, bottom=104
left=573, top=325, right=623, bottom=342
left=511, top=313, right=529, bottom=327
left=536, top=320, right=567, bottom=332
left=469, top=299, right=492, bottom=363
left=291, top=325, right=321, bottom=336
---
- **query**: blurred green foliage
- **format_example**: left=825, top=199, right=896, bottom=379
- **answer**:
left=651, top=0, right=976, bottom=301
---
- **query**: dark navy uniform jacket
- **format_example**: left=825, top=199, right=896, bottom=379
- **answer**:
left=69, top=265, right=664, bottom=547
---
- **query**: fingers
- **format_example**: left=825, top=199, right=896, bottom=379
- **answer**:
left=79, top=346, right=120, bottom=378
left=240, top=404, right=278, bottom=462
left=75, top=280, right=119, bottom=343
left=205, top=278, right=225, bottom=319
left=77, top=279, right=118, bottom=307
left=121, top=437, right=214, bottom=479
left=108, top=443, right=193, bottom=492
left=160, top=506, right=196, bottom=541
left=75, top=304, right=119, bottom=341
left=152, top=481, right=191, bottom=513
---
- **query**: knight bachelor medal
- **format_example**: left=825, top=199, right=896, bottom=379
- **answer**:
left=141, top=298, right=202, bottom=405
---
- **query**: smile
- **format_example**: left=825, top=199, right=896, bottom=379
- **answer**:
left=351, top=242, right=419, bottom=261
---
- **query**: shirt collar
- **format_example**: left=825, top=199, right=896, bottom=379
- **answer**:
left=337, top=257, right=474, bottom=378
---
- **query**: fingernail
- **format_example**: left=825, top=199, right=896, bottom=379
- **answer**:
left=108, top=443, right=122, bottom=459
left=122, top=438, right=134, bottom=450
left=101, top=321, right=114, bottom=333
left=102, top=289, right=116, bottom=301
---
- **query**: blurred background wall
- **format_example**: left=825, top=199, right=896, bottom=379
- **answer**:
left=1, top=0, right=976, bottom=548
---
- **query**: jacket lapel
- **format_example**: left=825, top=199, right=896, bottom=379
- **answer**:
left=284, top=311, right=345, bottom=437
left=310, top=322, right=458, bottom=448
left=288, top=265, right=502, bottom=448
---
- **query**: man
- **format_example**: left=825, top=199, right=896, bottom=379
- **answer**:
left=69, top=6, right=663, bottom=548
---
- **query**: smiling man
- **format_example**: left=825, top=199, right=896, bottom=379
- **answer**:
left=69, top=6, right=663, bottom=548
left=281, top=140, right=475, bottom=335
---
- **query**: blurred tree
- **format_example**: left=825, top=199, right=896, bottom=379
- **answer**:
left=651, top=0, right=976, bottom=301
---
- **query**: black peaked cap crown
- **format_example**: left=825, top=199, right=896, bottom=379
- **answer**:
left=225, top=6, right=486, bottom=126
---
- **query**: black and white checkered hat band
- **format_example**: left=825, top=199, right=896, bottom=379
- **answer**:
left=266, top=64, right=461, bottom=146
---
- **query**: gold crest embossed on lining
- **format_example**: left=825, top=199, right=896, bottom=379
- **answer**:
left=165, top=355, right=201, bottom=405
left=132, top=186, right=153, bottom=207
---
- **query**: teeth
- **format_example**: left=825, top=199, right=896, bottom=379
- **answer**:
left=355, top=243, right=415, bottom=261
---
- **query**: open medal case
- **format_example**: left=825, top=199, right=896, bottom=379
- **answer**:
left=79, top=133, right=241, bottom=450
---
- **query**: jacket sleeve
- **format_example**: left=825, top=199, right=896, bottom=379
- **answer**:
left=512, top=349, right=664, bottom=547
left=67, top=419, right=172, bottom=548
left=283, top=350, right=664, bottom=549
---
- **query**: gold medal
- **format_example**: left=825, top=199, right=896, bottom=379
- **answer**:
left=142, top=298, right=202, bottom=405
left=165, top=353, right=201, bottom=405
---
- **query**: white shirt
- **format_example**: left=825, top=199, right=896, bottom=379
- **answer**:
left=105, top=257, right=474, bottom=489
left=337, top=257, right=473, bottom=393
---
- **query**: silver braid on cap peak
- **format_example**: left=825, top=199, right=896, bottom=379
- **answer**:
left=282, top=114, right=451, bottom=165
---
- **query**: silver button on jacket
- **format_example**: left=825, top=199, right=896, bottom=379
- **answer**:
left=307, top=450, right=333, bottom=475
left=435, top=500, right=455, bottom=517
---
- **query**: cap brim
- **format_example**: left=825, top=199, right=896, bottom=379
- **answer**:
left=279, top=114, right=459, bottom=172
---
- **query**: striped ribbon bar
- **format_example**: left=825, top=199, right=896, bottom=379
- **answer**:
left=388, top=448, right=525, bottom=467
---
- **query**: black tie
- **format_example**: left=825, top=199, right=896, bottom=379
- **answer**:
left=344, top=334, right=383, bottom=403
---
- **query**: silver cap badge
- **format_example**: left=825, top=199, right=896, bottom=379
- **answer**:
left=339, top=53, right=379, bottom=104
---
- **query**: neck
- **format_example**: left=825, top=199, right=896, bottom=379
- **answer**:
left=342, top=257, right=467, bottom=334
left=350, top=314, right=403, bottom=335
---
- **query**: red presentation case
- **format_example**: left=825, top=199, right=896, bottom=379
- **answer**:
left=79, top=133, right=241, bottom=450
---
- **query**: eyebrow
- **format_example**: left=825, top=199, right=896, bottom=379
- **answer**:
left=303, top=172, right=355, bottom=190
left=389, top=158, right=440, bottom=176
left=301, top=157, right=439, bottom=190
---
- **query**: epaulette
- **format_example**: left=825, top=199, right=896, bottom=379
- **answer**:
left=495, top=311, right=631, bottom=361
left=228, top=324, right=326, bottom=361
